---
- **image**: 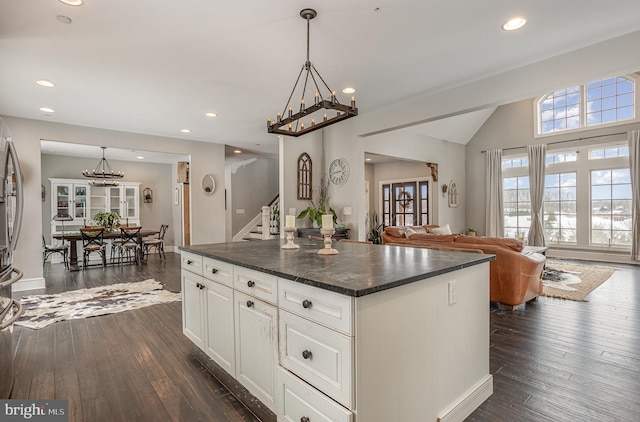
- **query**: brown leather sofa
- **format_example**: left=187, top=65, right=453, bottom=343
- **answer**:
left=382, top=226, right=545, bottom=309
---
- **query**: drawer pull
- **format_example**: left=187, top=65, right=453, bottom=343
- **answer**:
left=211, top=268, right=218, bottom=274
left=302, top=349, right=312, bottom=360
left=247, top=280, right=255, bottom=288
left=187, top=259, right=194, bottom=265
left=301, top=417, right=310, bottom=422
left=246, top=300, right=254, bottom=308
left=302, top=299, right=312, bottom=309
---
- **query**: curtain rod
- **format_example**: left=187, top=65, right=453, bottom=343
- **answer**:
left=480, top=131, right=628, bottom=153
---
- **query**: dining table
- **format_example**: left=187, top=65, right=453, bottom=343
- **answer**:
left=53, top=228, right=159, bottom=271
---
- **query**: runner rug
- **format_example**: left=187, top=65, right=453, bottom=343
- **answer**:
left=15, top=279, right=181, bottom=329
left=542, top=261, right=616, bottom=302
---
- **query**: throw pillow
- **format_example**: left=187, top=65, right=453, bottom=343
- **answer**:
left=429, top=224, right=452, bottom=235
left=404, top=226, right=427, bottom=238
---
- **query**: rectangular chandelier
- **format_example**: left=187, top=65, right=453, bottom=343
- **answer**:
left=267, top=9, right=358, bottom=137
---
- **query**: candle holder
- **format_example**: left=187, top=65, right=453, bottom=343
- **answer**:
left=281, top=227, right=300, bottom=249
left=317, top=228, right=338, bottom=255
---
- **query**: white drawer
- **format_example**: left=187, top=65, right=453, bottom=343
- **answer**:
left=276, top=368, right=353, bottom=422
left=181, top=251, right=202, bottom=275
left=279, top=310, right=353, bottom=408
left=279, top=278, right=353, bottom=336
left=202, top=256, right=234, bottom=287
left=234, top=266, right=278, bottom=305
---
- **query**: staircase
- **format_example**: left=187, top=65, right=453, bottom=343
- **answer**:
left=233, top=196, right=280, bottom=242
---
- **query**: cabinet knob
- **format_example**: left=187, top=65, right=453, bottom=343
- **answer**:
left=187, top=259, right=193, bottom=265
left=302, top=350, right=312, bottom=360
left=302, top=299, right=312, bottom=309
left=247, top=280, right=255, bottom=288
left=300, top=417, right=310, bottom=422
left=246, top=300, right=254, bottom=308
left=211, top=268, right=218, bottom=274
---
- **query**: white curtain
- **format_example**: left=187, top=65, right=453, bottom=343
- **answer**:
left=527, top=144, right=546, bottom=246
left=485, top=149, right=504, bottom=237
left=629, top=130, right=640, bottom=260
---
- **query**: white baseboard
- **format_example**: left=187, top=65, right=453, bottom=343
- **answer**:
left=13, top=277, right=46, bottom=292
left=547, top=249, right=640, bottom=265
left=437, top=374, right=493, bottom=422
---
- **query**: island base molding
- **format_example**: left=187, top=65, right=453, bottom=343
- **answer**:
left=191, top=347, right=277, bottom=422
left=437, top=374, right=494, bottom=422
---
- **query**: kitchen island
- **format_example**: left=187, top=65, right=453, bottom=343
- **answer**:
left=179, top=239, right=494, bottom=422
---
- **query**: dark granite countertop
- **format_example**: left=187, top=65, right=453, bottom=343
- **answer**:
left=179, top=239, right=494, bottom=297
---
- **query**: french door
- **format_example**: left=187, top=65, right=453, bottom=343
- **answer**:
left=382, top=180, right=430, bottom=227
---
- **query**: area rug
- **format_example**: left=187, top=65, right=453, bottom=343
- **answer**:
left=542, top=262, right=616, bottom=301
left=16, top=279, right=181, bottom=329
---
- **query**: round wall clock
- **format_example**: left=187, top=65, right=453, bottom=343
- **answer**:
left=329, top=158, right=350, bottom=186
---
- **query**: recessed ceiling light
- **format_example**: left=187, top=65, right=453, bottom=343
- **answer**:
left=365, top=158, right=372, bottom=162
left=234, top=150, right=242, bottom=154
left=40, top=107, right=55, bottom=113
left=36, top=79, right=56, bottom=87
left=502, top=17, right=527, bottom=31
left=136, top=156, right=145, bottom=160
left=342, top=87, right=356, bottom=94
left=205, top=112, right=217, bottom=117
left=180, top=129, right=191, bottom=133
left=56, top=15, right=72, bottom=24
left=58, top=0, right=83, bottom=5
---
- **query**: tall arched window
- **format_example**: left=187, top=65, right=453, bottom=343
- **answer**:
left=297, top=153, right=312, bottom=200
left=536, top=75, right=636, bottom=136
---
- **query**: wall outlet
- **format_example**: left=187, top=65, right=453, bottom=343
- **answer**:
left=236, top=209, right=245, bottom=214
left=448, top=280, right=457, bottom=306
left=343, top=206, right=352, bottom=216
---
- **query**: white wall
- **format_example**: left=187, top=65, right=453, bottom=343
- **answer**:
left=362, top=130, right=467, bottom=235
left=229, top=157, right=278, bottom=236
left=3, top=115, right=226, bottom=288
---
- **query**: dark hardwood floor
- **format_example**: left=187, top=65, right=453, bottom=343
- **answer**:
left=11, top=254, right=640, bottom=421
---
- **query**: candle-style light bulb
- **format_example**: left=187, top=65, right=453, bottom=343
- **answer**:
left=311, top=118, right=315, bottom=126
left=314, top=91, right=319, bottom=105
left=331, top=90, right=336, bottom=103
left=277, top=112, right=281, bottom=123
left=300, top=122, right=305, bottom=130
left=267, top=117, right=272, bottom=128
left=323, top=113, right=327, bottom=122
left=288, top=123, right=292, bottom=131
left=300, top=98, right=305, bottom=113
left=288, top=106, right=293, bottom=117
left=351, top=96, right=356, bottom=108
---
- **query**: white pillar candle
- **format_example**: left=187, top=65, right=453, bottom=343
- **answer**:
left=322, top=214, right=334, bottom=229
left=285, top=215, right=295, bottom=228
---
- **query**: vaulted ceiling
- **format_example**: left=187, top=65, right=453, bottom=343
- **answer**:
left=3, top=1, right=640, bottom=155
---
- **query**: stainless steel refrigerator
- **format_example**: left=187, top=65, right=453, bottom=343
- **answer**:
left=0, top=117, right=24, bottom=399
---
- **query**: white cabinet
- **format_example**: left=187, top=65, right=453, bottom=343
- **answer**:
left=181, top=252, right=236, bottom=376
left=87, top=183, right=140, bottom=223
left=234, top=291, right=278, bottom=412
left=52, top=180, right=89, bottom=220
left=182, top=269, right=205, bottom=347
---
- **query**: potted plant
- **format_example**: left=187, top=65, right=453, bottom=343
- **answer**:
left=466, top=228, right=477, bottom=237
left=93, top=211, right=121, bottom=231
left=297, top=177, right=337, bottom=228
left=367, top=211, right=384, bottom=244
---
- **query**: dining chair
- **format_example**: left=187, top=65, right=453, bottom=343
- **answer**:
left=115, top=226, right=142, bottom=265
left=42, top=235, right=69, bottom=268
left=142, top=224, right=168, bottom=260
left=80, top=227, right=106, bottom=268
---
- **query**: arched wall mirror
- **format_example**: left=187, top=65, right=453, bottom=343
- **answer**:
left=201, top=174, right=216, bottom=195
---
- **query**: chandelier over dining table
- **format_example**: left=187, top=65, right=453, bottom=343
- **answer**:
left=82, top=146, right=124, bottom=186
left=267, top=8, right=358, bottom=137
